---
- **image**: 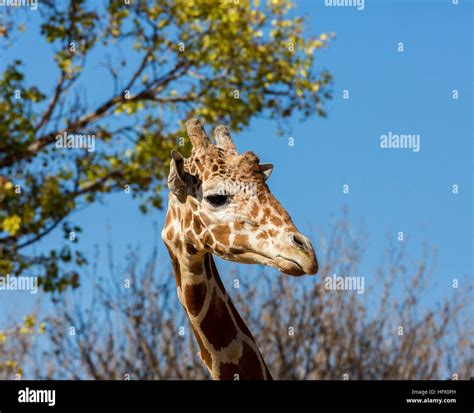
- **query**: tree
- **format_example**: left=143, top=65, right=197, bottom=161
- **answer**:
left=0, top=0, right=333, bottom=291
left=0, top=313, right=44, bottom=380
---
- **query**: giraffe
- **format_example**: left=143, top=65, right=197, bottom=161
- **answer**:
left=161, top=119, right=318, bottom=380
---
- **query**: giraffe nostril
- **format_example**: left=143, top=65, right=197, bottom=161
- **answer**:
left=290, top=233, right=309, bottom=251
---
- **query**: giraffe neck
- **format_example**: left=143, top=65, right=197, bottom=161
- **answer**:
left=165, top=243, right=272, bottom=380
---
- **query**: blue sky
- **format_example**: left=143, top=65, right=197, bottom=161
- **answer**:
left=1, top=0, right=472, bottom=329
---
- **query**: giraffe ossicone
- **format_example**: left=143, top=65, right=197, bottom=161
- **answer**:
left=162, top=118, right=318, bottom=380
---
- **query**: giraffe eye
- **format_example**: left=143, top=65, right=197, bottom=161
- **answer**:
left=205, top=194, right=230, bottom=207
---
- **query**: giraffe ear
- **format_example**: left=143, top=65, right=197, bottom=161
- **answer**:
left=260, top=163, right=273, bottom=181
left=168, top=150, right=187, bottom=200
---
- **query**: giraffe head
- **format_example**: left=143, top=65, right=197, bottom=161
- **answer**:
left=163, top=119, right=318, bottom=276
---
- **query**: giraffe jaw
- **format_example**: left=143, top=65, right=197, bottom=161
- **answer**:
left=225, top=250, right=312, bottom=276
left=275, top=256, right=306, bottom=276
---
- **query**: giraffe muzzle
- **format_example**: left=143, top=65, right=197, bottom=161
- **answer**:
left=277, top=232, right=319, bottom=276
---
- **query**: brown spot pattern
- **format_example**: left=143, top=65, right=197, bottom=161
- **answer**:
left=193, top=215, right=204, bottom=235
left=250, top=203, right=259, bottom=218
left=267, top=229, right=277, bottom=238
left=165, top=211, right=172, bottom=227
left=185, top=242, right=198, bottom=255
left=185, top=282, right=207, bottom=317
left=213, top=225, right=231, bottom=245
left=234, top=221, right=245, bottom=231
left=229, top=301, right=253, bottom=339
left=234, top=234, right=249, bottom=246
left=204, top=253, right=213, bottom=280
left=256, top=231, right=268, bottom=240
left=219, top=342, right=264, bottom=380
left=192, top=326, right=213, bottom=370
left=270, top=215, right=282, bottom=227
left=184, top=210, right=193, bottom=228
left=200, top=287, right=237, bottom=350
left=189, top=259, right=204, bottom=274
left=165, top=246, right=181, bottom=287
left=205, top=254, right=227, bottom=293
